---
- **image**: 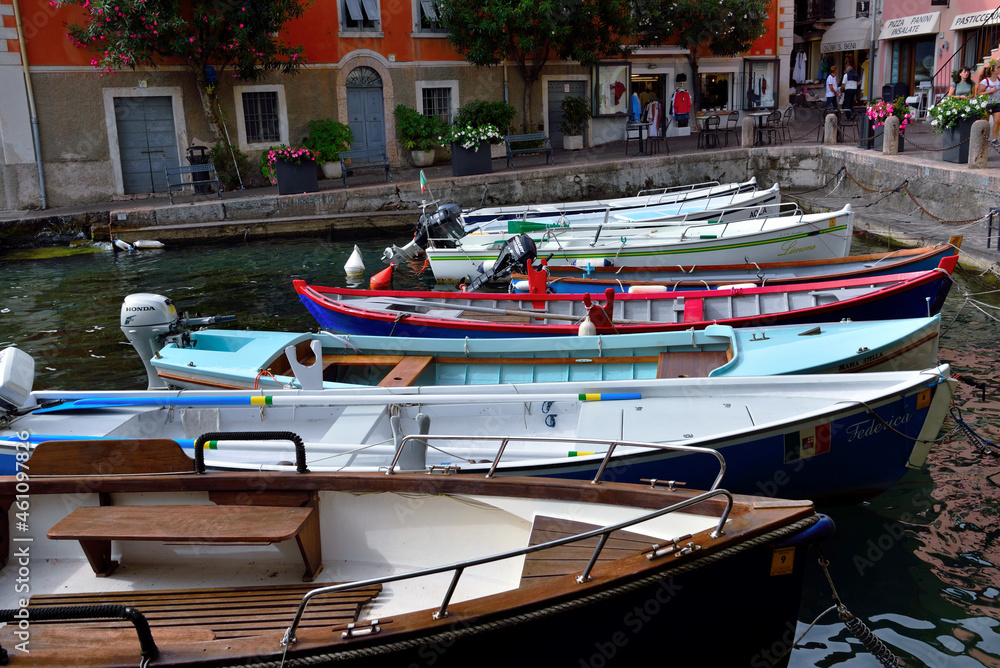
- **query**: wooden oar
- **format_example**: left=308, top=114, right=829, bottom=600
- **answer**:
left=372, top=296, right=659, bottom=325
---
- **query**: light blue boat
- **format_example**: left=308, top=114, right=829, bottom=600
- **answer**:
left=144, top=316, right=941, bottom=391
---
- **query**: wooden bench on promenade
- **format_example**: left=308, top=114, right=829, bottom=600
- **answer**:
left=339, top=148, right=392, bottom=187
left=504, top=132, right=553, bottom=169
left=165, top=164, right=221, bottom=204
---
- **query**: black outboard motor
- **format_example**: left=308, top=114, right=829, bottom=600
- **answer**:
left=467, top=233, right=537, bottom=291
left=382, top=203, right=466, bottom=263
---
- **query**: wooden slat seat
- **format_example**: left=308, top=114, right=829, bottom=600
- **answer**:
left=656, top=350, right=731, bottom=378
left=48, top=504, right=323, bottom=582
left=378, top=356, right=433, bottom=387
left=520, top=516, right=660, bottom=582
left=28, top=582, right=381, bottom=640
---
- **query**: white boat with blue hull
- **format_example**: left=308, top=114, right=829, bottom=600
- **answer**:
left=0, top=344, right=954, bottom=505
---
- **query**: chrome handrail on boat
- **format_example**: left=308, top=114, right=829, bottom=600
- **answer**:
left=280, top=486, right=735, bottom=647
left=385, top=433, right=727, bottom=491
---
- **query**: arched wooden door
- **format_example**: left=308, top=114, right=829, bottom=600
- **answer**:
left=346, top=66, right=386, bottom=153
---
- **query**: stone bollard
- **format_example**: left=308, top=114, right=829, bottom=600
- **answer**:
left=741, top=117, right=754, bottom=147
left=883, top=116, right=900, bottom=155
left=824, top=114, right=838, bottom=144
left=969, top=119, right=990, bottom=169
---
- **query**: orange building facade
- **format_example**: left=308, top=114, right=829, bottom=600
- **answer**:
left=0, top=0, right=789, bottom=208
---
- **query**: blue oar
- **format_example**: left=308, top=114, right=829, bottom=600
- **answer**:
left=33, top=392, right=643, bottom=414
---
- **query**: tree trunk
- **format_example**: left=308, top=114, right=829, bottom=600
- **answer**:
left=686, top=50, right=700, bottom=112
left=195, top=78, right=224, bottom=143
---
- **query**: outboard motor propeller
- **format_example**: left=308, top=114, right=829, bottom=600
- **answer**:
left=467, top=233, right=537, bottom=291
left=121, top=293, right=236, bottom=390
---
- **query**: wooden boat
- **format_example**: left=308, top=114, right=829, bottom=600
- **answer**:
left=0, top=437, right=832, bottom=667
left=509, top=236, right=963, bottom=294
left=424, top=205, right=854, bottom=283
left=462, top=184, right=783, bottom=234
left=0, top=354, right=955, bottom=503
left=292, top=256, right=957, bottom=338
left=461, top=177, right=759, bottom=224
left=143, top=317, right=942, bottom=391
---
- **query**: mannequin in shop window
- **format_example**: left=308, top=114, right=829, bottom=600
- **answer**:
left=670, top=75, right=691, bottom=128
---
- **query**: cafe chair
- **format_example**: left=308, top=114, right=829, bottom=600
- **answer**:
left=780, top=107, right=793, bottom=143
left=837, top=110, right=858, bottom=143
left=648, top=117, right=670, bottom=155
left=723, top=111, right=740, bottom=147
left=761, top=110, right=782, bottom=145
left=625, top=120, right=643, bottom=155
left=698, top=114, right=721, bottom=149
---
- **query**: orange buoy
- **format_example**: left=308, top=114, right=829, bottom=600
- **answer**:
left=369, top=263, right=394, bottom=290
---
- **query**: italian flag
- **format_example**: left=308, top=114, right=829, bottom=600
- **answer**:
left=420, top=170, right=427, bottom=193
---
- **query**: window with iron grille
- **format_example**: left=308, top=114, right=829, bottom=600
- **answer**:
left=344, top=0, right=380, bottom=30
left=242, top=91, right=280, bottom=144
left=422, top=88, right=452, bottom=123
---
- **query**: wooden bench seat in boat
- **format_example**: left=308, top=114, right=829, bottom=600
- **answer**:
left=656, top=350, right=731, bottom=378
left=48, top=503, right=323, bottom=582
left=31, top=439, right=323, bottom=582
left=27, top=582, right=381, bottom=640
left=521, top=516, right=661, bottom=582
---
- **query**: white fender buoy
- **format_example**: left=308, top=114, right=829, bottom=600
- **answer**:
left=627, top=285, right=668, bottom=294
left=574, top=258, right=609, bottom=269
left=113, top=239, right=134, bottom=253
left=133, top=240, right=165, bottom=249
left=344, top=245, right=365, bottom=276
left=578, top=315, right=597, bottom=336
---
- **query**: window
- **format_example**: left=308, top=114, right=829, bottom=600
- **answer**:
left=242, top=91, right=280, bottom=144
left=343, top=0, right=380, bottom=31
left=960, top=25, right=1000, bottom=69
left=417, top=0, right=445, bottom=32
left=422, top=87, right=452, bottom=123
left=234, top=85, right=288, bottom=150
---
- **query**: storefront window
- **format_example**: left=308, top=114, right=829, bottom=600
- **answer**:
left=742, top=59, right=778, bottom=109
left=698, top=73, right=732, bottom=110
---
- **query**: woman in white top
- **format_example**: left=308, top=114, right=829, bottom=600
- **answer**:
left=979, top=65, right=1000, bottom=145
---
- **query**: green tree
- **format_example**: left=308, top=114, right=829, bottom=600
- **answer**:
left=636, top=0, right=771, bottom=109
left=56, top=0, right=309, bottom=140
left=437, top=0, right=635, bottom=132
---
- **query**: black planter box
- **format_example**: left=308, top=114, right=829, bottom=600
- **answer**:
left=941, top=118, right=975, bottom=164
left=451, top=141, right=492, bottom=177
left=275, top=159, right=319, bottom=195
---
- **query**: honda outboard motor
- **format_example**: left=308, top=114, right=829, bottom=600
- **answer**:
left=383, top=203, right=466, bottom=264
left=467, top=233, right=537, bottom=291
left=121, top=293, right=236, bottom=390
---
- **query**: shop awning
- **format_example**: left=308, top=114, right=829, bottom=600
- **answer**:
left=878, top=12, right=941, bottom=41
left=950, top=10, right=1000, bottom=31
left=820, top=18, right=873, bottom=53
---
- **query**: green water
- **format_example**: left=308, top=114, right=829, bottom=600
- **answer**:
left=1, top=235, right=999, bottom=666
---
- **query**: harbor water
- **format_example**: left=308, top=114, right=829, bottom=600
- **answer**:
left=1, top=234, right=999, bottom=666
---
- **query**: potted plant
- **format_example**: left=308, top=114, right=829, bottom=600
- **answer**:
left=453, top=100, right=516, bottom=159
left=260, top=145, right=320, bottom=195
left=866, top=96, right=912, bottom=152
left=559, top=96, right=591, bottom=150
left=302, top=119, right=354, bottom=180
left=928, top=93, right=991, bottom=163
left=393, top=104, right=446, bottom=167
left=442, top=122, right=502, bottom=176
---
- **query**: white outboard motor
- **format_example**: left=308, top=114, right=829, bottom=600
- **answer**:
left=121, top=293, right=180, bottom=390
left=0, top=347, right=35, bottom=415
left=121, top=293, right=238, bottom=390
